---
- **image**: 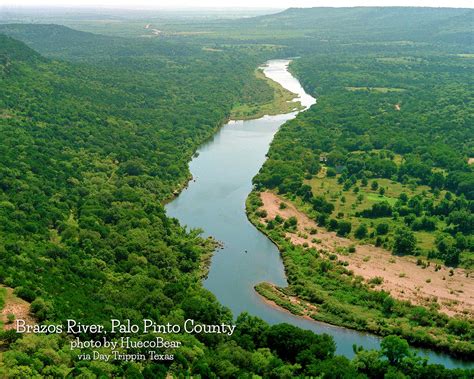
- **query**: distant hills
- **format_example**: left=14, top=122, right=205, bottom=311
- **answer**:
left=1, top=7, right=472, bottom=55
left=237, top=7, right=474, bottom=45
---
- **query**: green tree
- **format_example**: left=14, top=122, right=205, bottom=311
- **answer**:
left=381, top=335, right=411, bottom=366
left=355, top=224, right=368, bottom=239
left=393, top=228, right=416, bottom=255
left=376, top=223, right=389, bottom=235
left=337, top=221, right=352, bottom=237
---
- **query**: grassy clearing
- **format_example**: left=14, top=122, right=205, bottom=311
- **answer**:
left=376, top=57, right=425, bottom=64
left=306, top=174, right=440, bottom=253
left=202, top=47, right=223, bottom=52
left=345, top=86, right=406, bottom=93
left=230, top=68, right=303, bottom=120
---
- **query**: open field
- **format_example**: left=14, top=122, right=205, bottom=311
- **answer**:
left=345, top=86, right=406, bottom=93
left=305, top=174, right=450, bottom=257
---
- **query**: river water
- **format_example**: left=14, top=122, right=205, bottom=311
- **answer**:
left=165, top=59, right=472, bottom=368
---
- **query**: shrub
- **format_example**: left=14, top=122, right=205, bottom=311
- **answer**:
left=312, top=196, right=334, bottom=214
left=256, top=209, right=267, bottom=218
left=30, top=298, right=51, bottom=321
left=354, top=224, right=368, bottom=239
left=284, top=216, right=298, bottom=229
left=337, top=221, right=352, bottom=237
left=14, top=287, right=36, bottom=302
left=376, top=222, right=389, bottom=235
left=411, top=216, right=436, bottom=231
left=392, top=228, right=416, bottom=256
left=360, top=202, right=392, bottom=218
left=368, top=277, right=384, bottom=285
left=328, top=219, right=339, bottom=231
left=6, top=314, right=15, bottom=324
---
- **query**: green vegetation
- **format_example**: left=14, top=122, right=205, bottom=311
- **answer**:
left=0, top=287, right=6, bottom=329
left=247, top=192, right=473, bottom=358
left=0, top=31, right=300, bottom=376
left=255, top=52, right=473, bottom=268
left=230, top=68, right=303, bottom=120
left=255, top=282, right=305, bottom=316
left=299, top=174, right=469, bottom=264
left=345, top=86, right=406, bottom=93
left=244, top=6, right=473, bottom=364
left=0, top=5, right=473, bottom=376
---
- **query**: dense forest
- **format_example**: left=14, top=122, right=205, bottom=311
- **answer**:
left=0, top=31, right=277, bottom=376
left=0, top=5, right=473, bottom=377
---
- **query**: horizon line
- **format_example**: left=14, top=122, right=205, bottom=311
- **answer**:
left=1, top=5, right=473, bottom=10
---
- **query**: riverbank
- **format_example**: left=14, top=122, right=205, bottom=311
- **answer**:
left=246, top=190, right=473, bottom=360
left=164, top=61, right=303, bottom=280
left=230, top=67, right=303, bottom=120
left=164, top=62, right=302, bottom=206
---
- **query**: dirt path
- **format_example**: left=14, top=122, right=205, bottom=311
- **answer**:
left=1, top=286, right=35, bottom=330
left=259, top=191, right=473, bottom=317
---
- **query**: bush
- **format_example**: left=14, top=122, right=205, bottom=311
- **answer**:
left=6, top=314, right=15, bottom=324
left=30, top=298, right=51, bottom=321
left=14, top=287, right=36, bottom=302
left=337, top=221, right=352, bottom=237
left=447, top=319, right=471, bottom=336
left=0, top=329, right=21, bottom=345
left=283, top=216, right=298, bottom=229
left=256, top=210, right=267, bottom=218
left=312, top=196, right=334, bottom=214
left=360, top=202, right=392, bottom=218
left=316, top=213, right=328, bottom=227
left=376, top=222, right=389, bottom=235
left=327, top=167, right=337, bottom=177
left=392, top=228, right=416, bottom=256
left=436, top=234, right=460, bottom=267
left=328, top=219, right=339, bottom=231
left=368, top=277, right=384, bottom=285
left=411, top=216, right=436, bottom=231
left=355, top=224, right=368, bottom=239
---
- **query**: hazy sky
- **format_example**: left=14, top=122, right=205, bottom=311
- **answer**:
left=2, top=0, right=473, bottom=9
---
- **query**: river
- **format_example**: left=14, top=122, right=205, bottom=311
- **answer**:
left=165, top=59, right=472, bottom=368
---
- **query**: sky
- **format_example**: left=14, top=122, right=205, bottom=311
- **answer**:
left=1, top=0, right=473, bottom=9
